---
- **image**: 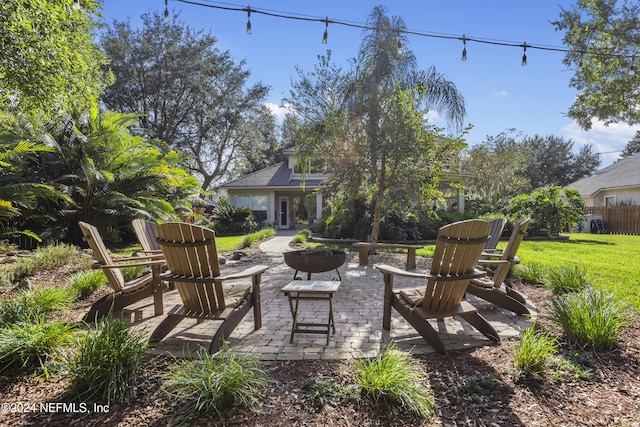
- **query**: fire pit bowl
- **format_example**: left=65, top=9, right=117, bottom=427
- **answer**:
left=283, top=248, right=346, bottom=280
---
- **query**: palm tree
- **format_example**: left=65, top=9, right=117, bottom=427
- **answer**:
left=349, top=5, right=467, bottom=243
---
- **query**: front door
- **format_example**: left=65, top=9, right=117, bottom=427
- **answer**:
left=279, top=197, right=289, bottom=229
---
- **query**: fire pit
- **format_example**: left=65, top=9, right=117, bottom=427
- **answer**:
left=283, top=248, right=346, bottom=281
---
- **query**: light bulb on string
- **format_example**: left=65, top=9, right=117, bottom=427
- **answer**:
left=246, top=7, right=252, bottom=35
left=461, top=35, right=467, bottom=61
left=73, top=0, right=81, bottom=10
left=322, top=17, right=328, bottom=44
left=164, top=0, right=169, bottom=22
left=521, top=42, right=527, bottom=66
left=397, top=29, right=402, bottom=55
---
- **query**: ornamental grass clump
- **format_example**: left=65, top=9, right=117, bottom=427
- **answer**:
left=0, top=316, right=75, bottom=373
left=511, top=261, right=546, bottom=286
left=0, top=285, right=77, bottom=325
left=544, top=263, right=591, bottom=295
left=163, top=345, right=271, bottom=420
left=355, top=343, right=434, bottom=420
left=69, top=269, right=108, bottom=299
left=547, top=286, right=628, bottom=351
left=512, top=325, right=558, bottom=383
left=68, top=319, right=148, bottom=405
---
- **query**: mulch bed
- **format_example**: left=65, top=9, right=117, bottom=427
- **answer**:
left=0, top=253, right=638, bottom=426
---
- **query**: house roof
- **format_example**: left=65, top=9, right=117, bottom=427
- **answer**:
left=219, top=162, right=325, bottom=189
left=568, top=153, right=640, bottom=196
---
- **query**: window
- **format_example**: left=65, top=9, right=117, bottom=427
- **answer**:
left=234, top=194, right=268, bottom=222
left=294, top=157, right=328, bottom=174
left=605, top=196, right=617, bottom=206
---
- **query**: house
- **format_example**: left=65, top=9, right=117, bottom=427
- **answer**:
left=219, top=148, right=468, bottom=230
left=568, top=153, right=640, bottom=206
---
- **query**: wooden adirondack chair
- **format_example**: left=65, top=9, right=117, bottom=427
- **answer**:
left=149, top=222, right=269, bottom=353
left=132, top=219, right=161, bottom=254
left=482, top=218, right=507, bottom=258
left=375, top=219, right=500, bottom=354
left=79, top=221, right=167, bottom=322
left=466, top=218, right=532, bottom=315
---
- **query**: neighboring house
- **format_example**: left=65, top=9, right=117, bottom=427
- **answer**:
left=219, top=148, right=467, bottom=230
left=568, top=153, right=640, bottom=207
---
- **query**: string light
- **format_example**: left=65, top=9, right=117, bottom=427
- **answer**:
left=72, top=0, right=81, bottom=10
left=322, top=17, right=328, bottom=44
left=397, top=29, right=402, bottom=54
left=246, top=6, right=252, bottom=35
left=164, top=0, right=169, bottom=22
left=461, top=35, right=467, bottom=61
left=170, top=0, right=640, bottom=63
left=521, top=42, right=527, bottom=66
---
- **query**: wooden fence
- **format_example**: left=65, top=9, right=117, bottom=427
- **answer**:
left=586, top=206, right=640, bottom=235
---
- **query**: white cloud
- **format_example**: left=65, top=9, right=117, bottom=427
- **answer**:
left=492, top=90, right=508, bottom=97
left=560, top=120, right=640, bottom=167
left=265, top=102, right=295, bottom=122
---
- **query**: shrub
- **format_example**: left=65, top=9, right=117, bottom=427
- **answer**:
left=0, top=316, right=75, bottom=372
left=163, top=345, right=270, bottom=420
left=507, top=186, right=585, bottom=237
left=355, top=343, right=434, bottom=420
left=10, top=243, right=81, bottom=279
left=68, top=319, right=148, bottom=404
left=0, top=285, right=77, bottom=325
left=513, top=325, right=558, bottom=383
left=241, top=227, right=276, bottom=248
left=544, top=263, right=591, bottom=295
left=511, top=261, right=546, bottom=285
left=70, top=270, right=108, bottom=299
left=547, top=287, right=628, bottom=351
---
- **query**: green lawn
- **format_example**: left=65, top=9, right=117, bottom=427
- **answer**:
left=416, top=233, right=639, bottom=310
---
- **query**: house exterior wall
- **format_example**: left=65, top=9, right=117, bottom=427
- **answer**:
left=590, top=187, right=640, bottom=207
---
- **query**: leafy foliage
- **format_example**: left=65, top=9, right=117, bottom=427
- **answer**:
left=101, top=11, right=269, bottom=190
left=508, top=186, right=585, bottom=236
left=553, top=1, right=640, bottom=128
left=286, top=5, right=467, bottom=243
left=0, top=0, right=110, bottom=116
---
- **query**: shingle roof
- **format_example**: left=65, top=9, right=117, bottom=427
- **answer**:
left=568, top=153, right=640, bottom=196
left=219, top=162, right=325, bottom=189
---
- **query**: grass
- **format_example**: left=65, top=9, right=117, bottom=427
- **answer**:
left=355, top=343, right=434, bottom=420
left=69, top=269, right=108, bottom=299
left=547, top=286, right=629, bottom=351
left=68, top=318, right=149, bottom=404
left=162, top=345, right=271, bottom=420
left=514, top=233, right=640, bottom=309
left=513, top=325, right=558, bottom=383
left=0, top=316, right=76, bottom=373
left=543, top=263, right=592, bottom=295
left=0, top=285, right=77, bottom=325
left=241, top=227, right=276, bottom=248
left=0, top=243, right=93, bottom=287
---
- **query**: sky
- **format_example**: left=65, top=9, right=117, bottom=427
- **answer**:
left=98, top=0, right=639, bottom=168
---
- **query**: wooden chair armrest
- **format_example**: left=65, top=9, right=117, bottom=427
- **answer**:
left=114, top=253, right=165, bottom=262
left=477, top=259, right=510, bottom=266
left=100, top=259, right=167, bottom=270
left=218, top=265, right=269, bottom=281
left=376, top=264, right=487, bottom=281
left=374, top=264, right=428, bottom=280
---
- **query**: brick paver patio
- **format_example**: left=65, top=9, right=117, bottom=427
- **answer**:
left=119, top=234, right=536, bottom=360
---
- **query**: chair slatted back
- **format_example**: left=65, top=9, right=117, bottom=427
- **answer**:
left=156, top=222, right=223, bottom=314
left=78, top=221, right=125, bottom=292
left=423, top=219, right=490, bottom=312
left=490, top=218, right=530, bottom=286
left=485, top=218, right=507, bottom=252
left=132, top=219, right=160, bottom=252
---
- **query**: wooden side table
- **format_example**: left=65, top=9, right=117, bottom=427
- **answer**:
left=281, top=281, right=341, bottom=345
